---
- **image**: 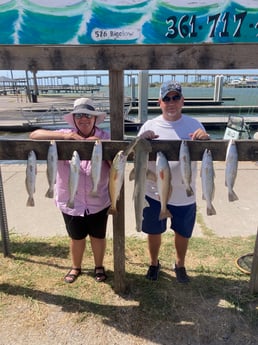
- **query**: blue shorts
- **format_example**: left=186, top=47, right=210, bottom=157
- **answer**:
left=142, top=196, right=196, bottom=238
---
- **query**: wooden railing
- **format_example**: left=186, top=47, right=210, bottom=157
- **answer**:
left=0, top=139, right=258, bottom=294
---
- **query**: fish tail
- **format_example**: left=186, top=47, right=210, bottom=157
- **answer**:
left=207, top=204, right=216, bottom=216
left=66, top=200, right=74, bottom=209
left=186, top=186, right=194, bottom=197
left=228, top=190, right=239, bottom=202
left=90, top=190, right=98, bottom=197
left=159, top=208, right=172, bottom=220
left=45, top=188, right=54, bottom=198
left=26, top=197, right=35, bottom=207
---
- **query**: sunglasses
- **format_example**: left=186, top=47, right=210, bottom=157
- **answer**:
left=74, top=113, right=94, bottom=119
left=162, top=94, right=182, bottom=103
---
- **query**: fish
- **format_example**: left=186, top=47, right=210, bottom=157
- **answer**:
left=66, top=150, right=80, bottom=209
left=45, top=140, right=58, bottom=198
left=179, top=140, right=194, bottom=197
left=156, top=151, right=172, bottom=220
left=129, top=138, right=155, bottom=232
left=201, top=149, right=216, bottom=216
left=108, top=150, right=128, bottom=215
left=108, top=137, right=141, bottom=215
left=25, top=150, right=37, bottom=207
left=225, top=139, right=239, bottom=202
left=90, top=139, right=102, bottom=197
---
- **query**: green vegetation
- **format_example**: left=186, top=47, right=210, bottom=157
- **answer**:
left=0, top=232, right=257, bottom=344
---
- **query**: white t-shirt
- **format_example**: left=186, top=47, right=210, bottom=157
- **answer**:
left=138, top=114, right=205, bottom=206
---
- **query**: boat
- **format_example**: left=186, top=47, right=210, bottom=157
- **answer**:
left=228, top=78, right=258, bottom=88
left=20, top=102, right=142, bottom=132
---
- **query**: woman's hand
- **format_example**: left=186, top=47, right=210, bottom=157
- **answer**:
left=63, top=132, right=86, bottom=140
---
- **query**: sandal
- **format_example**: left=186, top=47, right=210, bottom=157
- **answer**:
left=94, top=266, right=107, bottom=282
left=64, top=268, right=81, bottom=283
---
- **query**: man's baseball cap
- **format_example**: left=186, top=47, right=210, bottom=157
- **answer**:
left=160, top=81, right=182, bottom=99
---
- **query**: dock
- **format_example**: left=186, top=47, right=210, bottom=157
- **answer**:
left=0, top=94, right=258, bottom=133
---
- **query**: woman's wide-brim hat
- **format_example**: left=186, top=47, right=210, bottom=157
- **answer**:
left=64, top=98, right=106, bottom=127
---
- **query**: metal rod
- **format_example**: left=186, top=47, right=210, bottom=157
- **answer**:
left=0, top=166, right=11, bottom=257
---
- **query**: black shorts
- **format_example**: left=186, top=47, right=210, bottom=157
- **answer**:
left=62, top=207, right=110, bottom=240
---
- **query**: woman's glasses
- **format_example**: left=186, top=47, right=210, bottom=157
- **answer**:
left=74, top=113, right=94, bottom=119
left=162, top=94, right=182, bottom=103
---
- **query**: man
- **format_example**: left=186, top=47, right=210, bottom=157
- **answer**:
left=138, top=81, right=210, bottom=283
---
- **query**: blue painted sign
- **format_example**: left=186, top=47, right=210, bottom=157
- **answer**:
left=0, top=0, right=257, bottom=44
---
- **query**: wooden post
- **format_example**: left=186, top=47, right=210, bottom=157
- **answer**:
left=109, top=70, right=126, bottom=293
left=249, top=229, right=258, bottom=294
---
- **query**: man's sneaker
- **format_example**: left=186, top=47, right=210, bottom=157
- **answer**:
left=174, top=264, right=190, bottom=283
left=146, top=261, right=161, bottom=281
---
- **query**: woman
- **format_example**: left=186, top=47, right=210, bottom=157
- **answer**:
left=30, top=98, right=111, bottom=283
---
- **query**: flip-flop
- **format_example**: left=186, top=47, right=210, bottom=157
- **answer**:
left=64, top=268, right=81, bottom=283
left=94, top=266, right=107, bottom=282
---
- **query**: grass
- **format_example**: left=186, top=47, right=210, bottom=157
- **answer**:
left=0, top=232, right=258, bottom=344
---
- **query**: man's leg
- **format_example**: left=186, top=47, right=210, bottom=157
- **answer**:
left=174, top=232, right=190, bottom=283
left=148, top=233, right=161, bottom=266
left=174, top=232, right=188, bottom=267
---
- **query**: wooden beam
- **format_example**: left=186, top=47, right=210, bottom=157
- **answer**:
left=0, top=44, right=258, bottom=70
left=1, top=139, right=258, bottom=161
left=249, top=229, right=258, bottom=294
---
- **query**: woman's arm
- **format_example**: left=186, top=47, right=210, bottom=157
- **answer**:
left=29, top=129, right=86, bottom=140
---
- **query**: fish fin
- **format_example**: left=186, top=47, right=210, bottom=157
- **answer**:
left=186, top=186, right=194, bottom=197
left=168, top=185, right=173, bottom=199
left=26, top=197, right=35, bottom=207
left=159, top=209, right=172, bottom=220
left=129, top=168, right=135, bottom=181
left=207, top=204, right=216, bottom=216
left=228, top=190, right=239, bottom=202
left=146, top=169, right=156, bottom=182
left=144, top=199, right=150, bottom=208
left=45, top=188, right=54, bottom=198
left=124, top=137, right=141, bottom=156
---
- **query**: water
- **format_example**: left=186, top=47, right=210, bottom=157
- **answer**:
left=0, top=85, right=257, bottom=142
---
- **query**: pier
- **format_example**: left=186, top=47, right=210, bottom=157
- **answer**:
left=1, top=71, right=258, bottom=97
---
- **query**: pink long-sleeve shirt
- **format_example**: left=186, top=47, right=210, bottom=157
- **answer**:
left=54, top=127, right=111, bottom=216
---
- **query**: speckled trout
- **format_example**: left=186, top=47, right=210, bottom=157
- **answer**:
left=179, top=140, right=194, bottom=197
left=108, top=137, right=141, bottom=215
left=129, top=138, right=155, bottom=232
left=201, top=149, right=216, bottom=216
left=156, top=151, right=172, bottom=220
left=108, top=150, right=127, bottom=215
left=25, top=150, right=37, bottom=207
left=67, top=151, right=80, bottom=209
left=45, top=140, right=58, bottom=198
left=90, top=140, right=102, bottom=197
left=225, top=139, right=239, bottom=202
